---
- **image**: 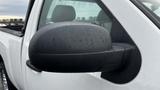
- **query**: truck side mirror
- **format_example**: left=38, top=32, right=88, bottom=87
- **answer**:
left=27, top=22, right=135, bottom=73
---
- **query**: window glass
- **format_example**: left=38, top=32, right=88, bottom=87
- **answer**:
left=0, top=0, right=29, bottom=31
left=39, top=0, right=113, bottom=32
left=138, top=0, right=160, bottom=17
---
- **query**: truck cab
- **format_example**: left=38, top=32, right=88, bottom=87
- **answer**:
left=0, top=0, right=160, bottom=90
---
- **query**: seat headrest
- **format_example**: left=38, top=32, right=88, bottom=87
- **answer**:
left=52, top=5, right=76, bottom=22
left=97, top=10, right=112, bottom=23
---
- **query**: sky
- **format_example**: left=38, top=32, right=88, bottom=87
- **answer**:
left=0, top=0, right=29, bottom=19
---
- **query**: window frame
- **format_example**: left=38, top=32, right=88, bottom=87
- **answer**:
left=22, top=0, right=35, bottom=35
left=130, top=0, right=160, bottom=29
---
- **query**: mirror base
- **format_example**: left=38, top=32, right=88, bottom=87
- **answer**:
left=26, top=60, right=42, bottom=72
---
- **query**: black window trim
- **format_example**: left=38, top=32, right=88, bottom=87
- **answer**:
left=22, top=0, right=35, bottom=35
left=130, top=0, right=160, bottom=29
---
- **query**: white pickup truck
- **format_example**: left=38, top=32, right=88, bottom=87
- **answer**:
left=0, top=0, right=160, bottom=90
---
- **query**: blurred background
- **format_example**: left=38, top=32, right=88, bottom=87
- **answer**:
left=0, top=0, right=29, bottom=30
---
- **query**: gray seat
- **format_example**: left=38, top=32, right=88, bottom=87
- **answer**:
left=97, top=10, right=112, bottom=23
left=51, top=5, right=76, bottom=22
left=96, top=10, right=113, bottom=32
left=97, top=10, right=134, bottom=44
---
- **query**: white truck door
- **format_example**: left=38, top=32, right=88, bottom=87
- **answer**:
left=22, top=0, right=160, bottom=90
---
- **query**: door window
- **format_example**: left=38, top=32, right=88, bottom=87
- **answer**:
left=39, top=0, right=113, bottom=32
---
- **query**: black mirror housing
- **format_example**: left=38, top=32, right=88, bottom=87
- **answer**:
left=27, top=22, right=134, bottom=73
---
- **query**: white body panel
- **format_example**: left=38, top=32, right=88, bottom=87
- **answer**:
left=0, top=0, right=160, bottom=90
left=0, top=32, right=23, bottom=89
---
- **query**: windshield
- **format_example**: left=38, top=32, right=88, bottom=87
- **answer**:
left=138, top=0, right=160, bottom=17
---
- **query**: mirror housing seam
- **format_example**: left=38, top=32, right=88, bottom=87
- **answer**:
left=26, top=60, right=42, bottom=72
